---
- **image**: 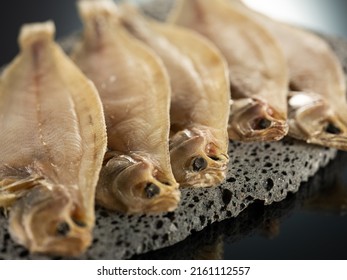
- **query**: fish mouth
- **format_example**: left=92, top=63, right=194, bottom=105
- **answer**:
left=170, top=128, right=229, bottom=187
left=133, top=185, right=181, bottom=213
left=288, top=91, right=347, bottom=150
left=96, top=153, right=180, bottom=214
left=228, top=98, right=288, bottom=142
left=8, top=185, right=92, bottom=256
left=182, top=149, right=229, bottom=187
left=182, top=163, right=228, bottom=188
left=127, top=173, right=181, bottom=214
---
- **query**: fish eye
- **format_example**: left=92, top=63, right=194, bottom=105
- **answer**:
left=325, top=122, right=341, bottom=135
left=144, top=183, right=160, bottom=199
left=192, top=157, right=207, bottom=172
left=252, top=118, right=272, bottom=130
left=56, top=222, right=70, bottom=236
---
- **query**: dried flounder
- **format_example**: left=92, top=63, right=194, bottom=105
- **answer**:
left=71, top=0, right=180, bottom=213
left=119, top=4, right=230, bottom=187
left=230, top=0, right=347, bottom=150
left=0, top=22, right=107, bottom=256
left=169, top=0, right=289, bottom=142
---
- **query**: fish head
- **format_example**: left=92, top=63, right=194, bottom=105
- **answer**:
left=96, top=153, right=180, bottom=214
left=288, top=91, right=347, bottom=150
left=169, top=127, right=229, bottom=187
left=228, top=98, right=288, bottom=141
left=9, top=185, right=92, bottom=256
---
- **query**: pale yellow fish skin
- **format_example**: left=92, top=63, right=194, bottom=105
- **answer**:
left=71, top=0, right=180, bottom=213
left=232, top=0, right=347, bottom=151
left=169, top=0, right=289, bottom=142
left=119, top=4, right=230, bottom=187
left=0, top=22, right=107, bottom=256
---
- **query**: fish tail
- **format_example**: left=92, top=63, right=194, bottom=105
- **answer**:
left=77, top=0, right=119, bottom=19
left=19, top=21, right=55, bottom=50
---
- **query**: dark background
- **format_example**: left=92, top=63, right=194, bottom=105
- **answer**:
left=0, top=0, right=81, bottom=65
left=1, top=0, right=347, bottom=65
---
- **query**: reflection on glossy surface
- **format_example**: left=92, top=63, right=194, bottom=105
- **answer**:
left=304, top=178, right=347, bottom=216
left=134, top=152, right=347, bottom=260
left=259, top=218, right=281, bottom=239
left=190, top=236, right=224, bottom=260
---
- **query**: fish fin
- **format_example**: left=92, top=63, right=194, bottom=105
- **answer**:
left=0, top=176, right=42, bottom=208
left=167, top=0, right=192, bottom=23
left=77, top=0, right=119, bottom=18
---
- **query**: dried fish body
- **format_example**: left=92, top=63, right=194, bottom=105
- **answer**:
left=0, top=22, right=107, bottom=256
left=119, top=4, right=230, bottom=187
left=169, top=0, right=289, bottom=142
left=72, top=0, right=180, bottom=213
left=229, top=0, right=347, bottom=150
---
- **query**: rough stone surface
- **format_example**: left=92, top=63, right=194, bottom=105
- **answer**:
left=1, top=1, right=347, bottom=260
